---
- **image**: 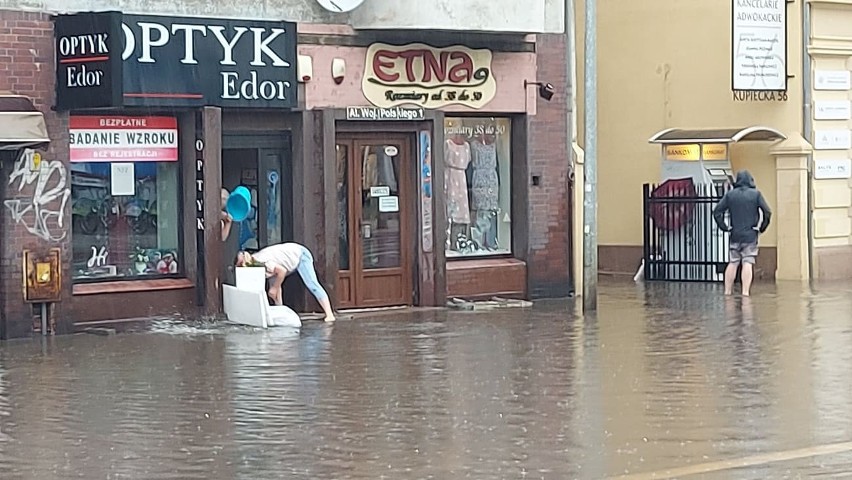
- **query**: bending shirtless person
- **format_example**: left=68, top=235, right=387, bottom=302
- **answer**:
left=236, top=242, right=335, bottom=322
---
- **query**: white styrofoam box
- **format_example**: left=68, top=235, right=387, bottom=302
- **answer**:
left=267, top=305, right=302, bottom=328
left=236, top=266, right=266, bottom=293
left=223, top=284, right=268, bottom=328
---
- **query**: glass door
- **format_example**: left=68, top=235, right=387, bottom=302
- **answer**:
left=336, top=142, right=354, bottom=307
left=337, top=135, right=413, bottom=308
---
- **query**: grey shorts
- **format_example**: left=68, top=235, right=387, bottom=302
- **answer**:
left=729, top=242, right=759, bottom=264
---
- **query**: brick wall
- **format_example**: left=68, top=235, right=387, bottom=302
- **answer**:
left=0, top=10, right=72, bottom=337
left=526, top=33, right=573, bottom=298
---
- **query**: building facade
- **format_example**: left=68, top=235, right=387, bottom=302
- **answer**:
left=574, top=0, right=852, bottom=282
left=0, top=1, right=571, bottom=338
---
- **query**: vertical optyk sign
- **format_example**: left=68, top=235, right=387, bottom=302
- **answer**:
left=731, top=0, right=787, bottom=91
left=54, top=11, right=123, bottom=109
left=195, top=113, right=206, bottom=307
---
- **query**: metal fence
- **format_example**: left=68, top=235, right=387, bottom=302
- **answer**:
left=642, top=181, right=728, bottom=283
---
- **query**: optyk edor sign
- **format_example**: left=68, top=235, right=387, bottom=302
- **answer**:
left=55, top=11, right=123, bottom=109
left=54, top=12, right=297, bottom=109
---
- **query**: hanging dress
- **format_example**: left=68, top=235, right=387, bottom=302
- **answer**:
left=444, top=140, right=471, bottom=224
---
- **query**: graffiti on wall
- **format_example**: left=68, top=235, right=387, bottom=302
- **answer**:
left=4, top=149, right=71, bottom=242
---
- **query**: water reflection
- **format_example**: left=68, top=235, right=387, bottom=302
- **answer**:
left=0, top=280, right=850, bottom=478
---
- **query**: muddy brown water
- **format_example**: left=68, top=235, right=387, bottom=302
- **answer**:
left=0, top=280, right=851, bottom=479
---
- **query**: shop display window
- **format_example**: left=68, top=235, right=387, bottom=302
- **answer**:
left=443, top=117, right=512, bottom=258
left=71, top=161, right=181, bottom=281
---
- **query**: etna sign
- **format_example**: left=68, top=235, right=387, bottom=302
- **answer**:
left=54, top=12, right=297, bottom=109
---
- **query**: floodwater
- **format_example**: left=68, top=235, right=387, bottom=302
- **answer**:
left=1, top=280, right=852, bottom=479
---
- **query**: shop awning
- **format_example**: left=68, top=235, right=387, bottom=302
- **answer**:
left=648, top=126, right=787, bottom=144
left=0, top=94, right=50, bottom=151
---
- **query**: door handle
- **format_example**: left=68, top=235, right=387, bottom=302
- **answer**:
left=361, top=222, right=372, bottom=239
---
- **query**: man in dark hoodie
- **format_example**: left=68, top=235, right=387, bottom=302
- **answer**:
left=712, top=170, right=772, bottom=296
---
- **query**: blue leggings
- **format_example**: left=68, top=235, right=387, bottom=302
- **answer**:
left=294, top=247, right=329, bottom=302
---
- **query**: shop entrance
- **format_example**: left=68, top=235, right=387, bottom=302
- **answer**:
left=221, top=134, right=293, bottom=283
left=336, top=134, right=414, bottom=308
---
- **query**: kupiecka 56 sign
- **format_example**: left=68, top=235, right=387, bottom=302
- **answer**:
left=69, top=116, right=178, bottom=163
left=54, top=12, right=297, bottom=109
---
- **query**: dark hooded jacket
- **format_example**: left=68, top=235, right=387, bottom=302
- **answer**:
left=712, top=170, right=772, bottom=244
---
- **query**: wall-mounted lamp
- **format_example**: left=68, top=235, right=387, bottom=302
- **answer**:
left=332, top=58, right=346, bottom=85
left=297, top=55, right=313, bottom=82
left=524, top=80, right=555, bottom=101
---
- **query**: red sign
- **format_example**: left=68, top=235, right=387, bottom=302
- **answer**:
left=69, top=115, right=178, bottom=162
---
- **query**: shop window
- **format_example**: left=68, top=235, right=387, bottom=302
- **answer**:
left=443, top=117, right=512, bottom=258
left=70, top=116, right=181, bottom=282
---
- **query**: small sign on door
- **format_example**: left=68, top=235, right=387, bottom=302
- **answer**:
left=110, top=162, right=135, bottom=196
left=378, top=195, right=399, bottom=212
left=370, top=186, right=391, bottom=197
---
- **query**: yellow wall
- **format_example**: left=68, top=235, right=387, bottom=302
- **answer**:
left=810, top=1, right=852, bottom=253
left=574, top=0, right=804, bottom=248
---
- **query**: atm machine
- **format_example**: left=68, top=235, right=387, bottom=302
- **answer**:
left=657, top=142, right=731, bottom=281
left=659, top=143, right=734, bottom=187
left=647, top=127, right=785, bottom=282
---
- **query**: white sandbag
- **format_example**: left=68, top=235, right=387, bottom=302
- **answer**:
left=223, top=284, right=267, bottom=328
left=267, top=305, right=302, bottom=328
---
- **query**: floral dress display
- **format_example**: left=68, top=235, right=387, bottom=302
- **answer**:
left=444, top=139, right=471, bottom=224
left=470, top=140, right=499, bottom=211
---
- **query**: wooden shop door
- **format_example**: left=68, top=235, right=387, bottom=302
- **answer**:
left=336, top=134, right=414, bottom=308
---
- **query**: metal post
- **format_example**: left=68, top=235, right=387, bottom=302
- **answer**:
left=565, top=0, right=579, bottom=296
left=582, top=0, right=598, bottom=312
left=40, top=303, right=48, bottom=336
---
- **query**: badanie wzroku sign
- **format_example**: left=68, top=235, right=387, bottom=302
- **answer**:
left=362, top=43, right=497, bottom=109
left=54, top=11, right=297, bottom=109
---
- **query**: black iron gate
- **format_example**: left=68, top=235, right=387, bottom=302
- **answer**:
left=642, top=181, right=728, bottom=282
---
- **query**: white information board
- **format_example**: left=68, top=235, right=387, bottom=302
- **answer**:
left=732, top=0, right=787, bottom=91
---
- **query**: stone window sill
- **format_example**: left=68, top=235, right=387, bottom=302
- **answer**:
left=73, top=278, right=194, bottom=296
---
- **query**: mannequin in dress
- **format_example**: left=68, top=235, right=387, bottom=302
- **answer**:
left=470, top=132, right=499, bottom=250
left=444, top=134, right=471, bottom=252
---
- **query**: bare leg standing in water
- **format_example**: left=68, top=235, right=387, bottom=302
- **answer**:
left=724, top=241, right=758, bottom=296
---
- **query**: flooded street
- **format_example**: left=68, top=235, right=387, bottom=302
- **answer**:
left=2, top=280, right=852, bottom=479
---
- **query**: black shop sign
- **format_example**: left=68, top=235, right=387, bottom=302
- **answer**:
left=54, top=12, right=297, bottom=109
left=54, top=11, right=123, bottom=109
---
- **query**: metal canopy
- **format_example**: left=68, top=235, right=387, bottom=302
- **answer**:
left=648, top=126, right=787, bottom=144
left=0, top=94, right=50, bottom=151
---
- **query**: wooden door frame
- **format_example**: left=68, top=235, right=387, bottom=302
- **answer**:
left=335, top=137, right=356, bottom=308
left=337, top=132, right=416, bottom=308
left=322, top=110, right=448, bottom=309
left=222, top=132, right=293, bottom=247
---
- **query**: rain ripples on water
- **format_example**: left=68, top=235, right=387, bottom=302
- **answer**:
left=0, top=280, right=850, bottom=479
